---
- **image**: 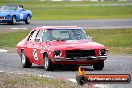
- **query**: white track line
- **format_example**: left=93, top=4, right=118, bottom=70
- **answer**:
left=11, top=28, right=28, bottom=30
left=20, top=28, right=28, bottom=30
left=11, top=28, right=19, bottom=29
left=68, top=79, right=77, bottom=83
left=0, top=49, right=8, bottom=53
left=0, top=71, right=4, bottom=73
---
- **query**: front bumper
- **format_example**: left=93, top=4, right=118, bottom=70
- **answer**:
left=0, top=16, right=12, bottom=23
left=0, top=19, right=12, bottom=23
left=51, top=56, right=107, bottom=65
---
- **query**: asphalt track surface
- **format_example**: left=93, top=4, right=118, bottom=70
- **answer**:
left=0, top=52, right=132, bottom=88
left=0, top=19, right=132, bottom=29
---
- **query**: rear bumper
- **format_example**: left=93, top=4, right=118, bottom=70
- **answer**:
left=51, top=56, right=107, bottom=65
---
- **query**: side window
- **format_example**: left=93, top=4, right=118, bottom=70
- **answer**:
left=35, top=30, right=43, bottom=42
left=28, top=30, right=38, bottom=42
left=42, top=31, right=46, bottom=42
left=42, top=30, right=50, bottom=42
left=70, top=30, right=84, bottom=40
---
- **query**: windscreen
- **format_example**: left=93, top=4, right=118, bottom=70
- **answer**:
left=0, top=5, right=18, bottom=11
left=43, top=29, right=90, bottom=41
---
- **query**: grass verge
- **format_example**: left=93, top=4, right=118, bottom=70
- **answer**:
left=0, top=72, right=86, bottom=88
left=86, top=29, right=132, bottom=54
left=0, top=29, right=132, bottom=54
left=0, top=30, right=30, bottom=48
left=0, top=1, right=132, bottom=20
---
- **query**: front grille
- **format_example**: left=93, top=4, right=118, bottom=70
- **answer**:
left=0, top=16, right=4, bottom=20
left=66, top=50, right=96, bottom=58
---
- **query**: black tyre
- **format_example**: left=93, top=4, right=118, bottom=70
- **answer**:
left=25, top=15, right=31, bottom=24
left=44, top=54, right=53, bottom=71
left=21, top=51, right=32, bottom=68
left=93, top=61, right=104, bottom=70
left=11, top=16, right=16, bottom=25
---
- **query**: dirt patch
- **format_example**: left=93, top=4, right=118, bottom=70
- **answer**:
left=0, top=28, right=19, bottom=33
left=0, top=47, right=17, bottom=53
left=0, top=72, right=90, bottom=88
left=5, top=47, right=17, bottom=53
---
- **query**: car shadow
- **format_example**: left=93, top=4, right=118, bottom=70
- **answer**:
left=0, top=22, right=29, bottom=25
left=30, top=65, right=96, bottom=72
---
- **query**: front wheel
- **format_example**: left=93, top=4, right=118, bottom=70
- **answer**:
left=21, top=51, right=32, bottom=68
left=11, top=16, right=16, bottom=25
left=93, top=61, right=104, bottom=70
left=44, top=54, right=53, bottom=71
left=25, top=15, right=31, bottom=24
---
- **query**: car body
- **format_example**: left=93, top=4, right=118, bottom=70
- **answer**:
left=17, top=26, right=108, bottom=71
left=0, top=4, right=32, bottom=24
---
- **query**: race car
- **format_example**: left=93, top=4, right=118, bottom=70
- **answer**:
left=17, top=26, right=108, bottom=71
left=0, top=4, right=32, bottom=24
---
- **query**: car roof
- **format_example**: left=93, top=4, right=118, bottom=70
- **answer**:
left=33, top=26, right=82, bottom=31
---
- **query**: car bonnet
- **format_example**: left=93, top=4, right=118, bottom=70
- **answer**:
left=47, top=40, right=106, bottom=50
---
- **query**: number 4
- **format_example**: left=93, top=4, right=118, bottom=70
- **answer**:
left=33, top=49, right=38, bottom=60
left=20, top=14, right=23, bottom=19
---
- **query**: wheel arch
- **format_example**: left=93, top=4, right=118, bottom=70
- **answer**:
left=10, top=15, right=17, bottom=24
left=13, top=15, right=16, bottom=18
left=20, top=48, right=32, bottom=64
left=12, top=15, right=17, bottom=20
left=43, top=52, right=48, bottom=59
left=20, top=49, right=24, bottom=56
left=27, top=14, right=31, bottom=18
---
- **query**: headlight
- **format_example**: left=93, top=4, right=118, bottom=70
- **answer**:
left=54, top=50, right=62, bottom=57
left=100, top=49, right=107, bottom=56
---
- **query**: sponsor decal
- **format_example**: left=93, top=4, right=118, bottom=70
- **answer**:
left=76, top=66, right=131, bottom=85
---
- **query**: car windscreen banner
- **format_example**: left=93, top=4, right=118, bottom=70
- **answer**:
left=76, top=66, right=131, bottom=85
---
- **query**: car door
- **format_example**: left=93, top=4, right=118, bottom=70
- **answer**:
left=18, top=6, right=26, bottom=21
left=25, top=30, right=38, bottom=63
left=33, top=30, right=44, bottom=64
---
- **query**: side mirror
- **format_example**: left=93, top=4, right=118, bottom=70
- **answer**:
left=36, top=38, right=42, bottom=43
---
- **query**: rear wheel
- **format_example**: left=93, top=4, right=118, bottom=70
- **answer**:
left=44, top=54, right=53, bottom=71
left=25, top=15, right=31, bottom=24
left=21, top=51, right=32, bottom=68
left=93, top=61, right=104, bottom=70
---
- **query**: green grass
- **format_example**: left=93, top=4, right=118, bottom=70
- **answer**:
left=86, top=29, right=132, bottom=54
left=0, top=29, right=132, bottom=54
left=0, top=0, right=132, bottom=20
left=0, top=30, right=30, bottom=47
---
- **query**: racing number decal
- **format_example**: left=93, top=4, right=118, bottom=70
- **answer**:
left=20, top=14, right=23, bottom=19
left=33, top=49, right=39, bottom=60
